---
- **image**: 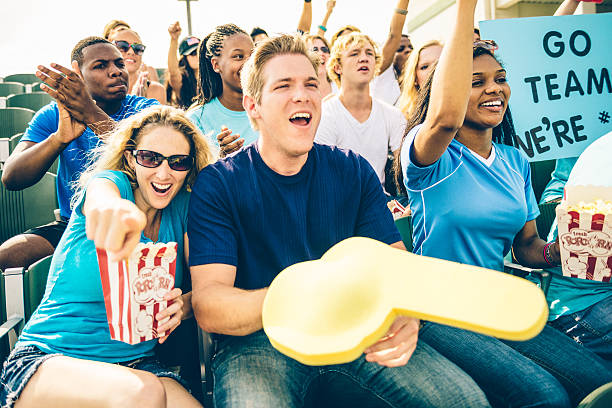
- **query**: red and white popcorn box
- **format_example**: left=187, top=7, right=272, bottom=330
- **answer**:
left=556, top=186, right=612, bottom=283
left=96, top=242, right=177, bottom=344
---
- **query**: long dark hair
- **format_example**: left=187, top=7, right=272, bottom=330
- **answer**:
left=165, top=55, right=198, bottom=109
left=195, top=23, right=248, bottom=106
left=393, top=47, right=517, bottom=193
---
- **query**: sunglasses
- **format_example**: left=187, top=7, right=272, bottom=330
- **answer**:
left=113, top=40, right=146, bottom=56
left=187, top=49, right=198, bottom=56
left=131, top=150, right=193, bottom=171
left=473, top=39, right=498, bottom=53
left=312, top=46, right=330, bottom=54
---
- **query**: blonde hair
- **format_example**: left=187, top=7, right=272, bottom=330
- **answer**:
left=240, top=34, right=320, bottom=130
left=74, top=106, right=214, bottom=207
left=327, top=32, right=381, bottom=87
left=102, top=19, right=130, bottom=40
left=398, top=40, right=442, bottom=119
left=330, top=25, right=360, bottom=47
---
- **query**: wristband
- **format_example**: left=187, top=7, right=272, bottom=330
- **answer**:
left=543, top=242, right=558, bottom=267
left=305, top=0, right=311, bottom=2
left=395, top=8, right=408, bottom=15
left=318, top=25, right=327, bottom=32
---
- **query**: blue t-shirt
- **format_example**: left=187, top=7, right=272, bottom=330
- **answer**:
left=17, top=170, right=189, bottom=363
left=401, top=125, right=539, bottom=271
left=188, top=143, right=400, bottom=291
left=20, top=96, right=159, bottom=219
left=187, top=98, right=259, bottom=150
left=539, top=132, right=612, bottom=320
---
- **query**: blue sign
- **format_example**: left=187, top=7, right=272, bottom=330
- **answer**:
left=480, top=13, right=611, bottom=162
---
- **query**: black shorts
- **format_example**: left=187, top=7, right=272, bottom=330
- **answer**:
left=23, top=220, right=68, bottom=248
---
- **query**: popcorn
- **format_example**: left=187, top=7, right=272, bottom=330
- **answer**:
left=97, top=242, right=178, bottom=344
left=387, top=200, right=411, bottom=221
left=557, top=186, right=612, bottom=282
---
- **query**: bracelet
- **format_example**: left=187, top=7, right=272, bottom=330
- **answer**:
left=395, top=8, right=408, bottom=15
left=543, top=242, right=558, bottom=267
left=318, top=25, right=327, bottom=32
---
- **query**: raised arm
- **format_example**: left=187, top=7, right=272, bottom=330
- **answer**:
left=167, top=22, right=183, bottom=92
left=83, top=177, right=146, bottom=261
left=297, top=0, right=313, bottom=34
left=411, top=0, right=477, bottom=166
left=317, top=0, right=336, bottom=37
left=554, top=0, right=580, bottom=16
left=379, top=0, right=410, bottom=74
left=191, top=264, right=267, bottom=336
left=2, top=101, right=85, bottom=190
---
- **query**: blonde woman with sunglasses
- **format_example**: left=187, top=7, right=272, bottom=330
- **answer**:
left=0, top=106, right=213, bottom=408
left=109, top=29, right=167, bottom=104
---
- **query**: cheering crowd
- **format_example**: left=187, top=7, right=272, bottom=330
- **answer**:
left=1, top=0, right=611, bottom=407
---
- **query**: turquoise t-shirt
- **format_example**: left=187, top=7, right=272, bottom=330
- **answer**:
left=401, top=124, right=539, bottom=271
left=17, top=170, right=189, bottom=362
left=539, top=132, right=612, bottom=320
left=187, top=98, right=259, bottom=150
left=539, top=157, right=578, bottom=204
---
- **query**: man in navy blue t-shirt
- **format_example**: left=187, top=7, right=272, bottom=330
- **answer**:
left=0, top=36, right=157, bottom=271
left=188, top=35, right=488, bottom=407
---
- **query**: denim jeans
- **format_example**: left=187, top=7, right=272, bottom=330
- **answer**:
left=548, top=294, right=612, bottom=371
left=211, top=330, right=491, bottom=408
left=420, top=322, right=612, bottom=408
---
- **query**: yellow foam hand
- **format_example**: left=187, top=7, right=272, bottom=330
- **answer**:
left=263, top=237, right=548, bottom=366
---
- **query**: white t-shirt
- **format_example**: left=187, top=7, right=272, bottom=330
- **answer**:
left=371, top=66, right=401, bottom=106
left=315, top=94, right=406, bottom=184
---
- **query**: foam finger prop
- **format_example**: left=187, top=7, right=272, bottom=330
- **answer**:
left=263, top=237, right=548, bottom=366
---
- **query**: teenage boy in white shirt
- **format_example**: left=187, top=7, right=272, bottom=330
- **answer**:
left=316, top=32, right=407, bottom=187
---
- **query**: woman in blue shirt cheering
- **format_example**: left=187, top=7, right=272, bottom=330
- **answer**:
left=394, top=0, right=611, bottom=406
left=1, top=106, right=214, bottom=408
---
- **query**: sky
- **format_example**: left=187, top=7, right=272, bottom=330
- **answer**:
left=1, top=0, right=411, bottom=78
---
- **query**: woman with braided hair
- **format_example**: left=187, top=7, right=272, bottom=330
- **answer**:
left=187, top=24, right=256, bottom=157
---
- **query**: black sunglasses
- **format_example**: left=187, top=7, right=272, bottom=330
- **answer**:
left=188, top=49, right=198, bottom=56
left=312, top=46, right=330, bottom=54
left=113, top=40, right=146, bottom=56
left=131, top=150, right=193, bottom=171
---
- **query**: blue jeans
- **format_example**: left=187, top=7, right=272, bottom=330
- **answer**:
left=548, top=295, right=612, bottom=371
left=421, top=322, right=612, bottom=408
left=211, top=330, right=490, bottom=408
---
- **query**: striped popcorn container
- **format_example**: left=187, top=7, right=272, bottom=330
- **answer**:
left=556, top=186, right=612, bottom=283
left=96, top=242, right=177, bottom=344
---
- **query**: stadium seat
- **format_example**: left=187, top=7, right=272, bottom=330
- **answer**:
left=7, top=92, right=52, bottom=112
left=0, top=255, right=52, bottom=363
left=394, top=215, right=413, bottom=252
left=530, top=159, right=556, bottom=203
left=0, top=82, right=25, bottom=98
left=8, top=133, right=22, bottom=153
left=3, top=74, right=39, bottom=86
left=0, top=170, right=58, bottom=243
left=577, top=382, right=612, bottom=408
left=0, top=107, right=35, bottom=140
left=536, top=201, right=559, bottom=240
left=0, top=138, right=9, bottom=167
